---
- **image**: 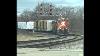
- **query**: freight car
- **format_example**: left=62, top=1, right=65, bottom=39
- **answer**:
left=34, top=20, right=54, bottom=32
left=17, top=21, right=34, bottom=33
left=17, top=21, right=34, bottom=30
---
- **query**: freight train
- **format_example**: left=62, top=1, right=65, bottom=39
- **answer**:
left=34, top=17, right=70, bottom=35
left=17, top=17, right=70, bottom=35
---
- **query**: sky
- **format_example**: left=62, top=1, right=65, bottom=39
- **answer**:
left=17, top=0, right=84, bottom=15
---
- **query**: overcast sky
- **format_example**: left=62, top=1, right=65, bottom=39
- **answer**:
left=17, top=0, right=84, bottom=15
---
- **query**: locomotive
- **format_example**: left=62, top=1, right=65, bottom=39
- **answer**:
left=56, top=17, right=70, bottom=35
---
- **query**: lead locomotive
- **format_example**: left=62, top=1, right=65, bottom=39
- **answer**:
left=56, top=17, right=70, bottom=35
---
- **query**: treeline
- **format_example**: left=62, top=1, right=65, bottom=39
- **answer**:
left=17, top=3, right=84, bottom=34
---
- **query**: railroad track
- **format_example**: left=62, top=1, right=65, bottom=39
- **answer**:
left=17, top=34, right=84, bottom=48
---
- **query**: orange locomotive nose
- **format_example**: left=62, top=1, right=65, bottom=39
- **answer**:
left=58, top=21, right=66, bottom=30
left=61, top=21, right=66, bottom=26
left=57, top=20, right=69, bottom=30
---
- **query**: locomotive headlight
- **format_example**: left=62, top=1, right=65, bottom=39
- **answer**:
left=61, top=22, right=65, bottom=25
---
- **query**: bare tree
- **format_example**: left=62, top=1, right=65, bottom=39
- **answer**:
left=18, top=10, right=36, bottom=22
left=17, top=2, right=84, bottom=34
left=69, top=7, right=84, bottom=34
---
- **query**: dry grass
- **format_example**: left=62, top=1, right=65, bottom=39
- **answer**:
left=17, top=48, right=83, bottom=56
left=17, top=33, right=50, bottom=41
